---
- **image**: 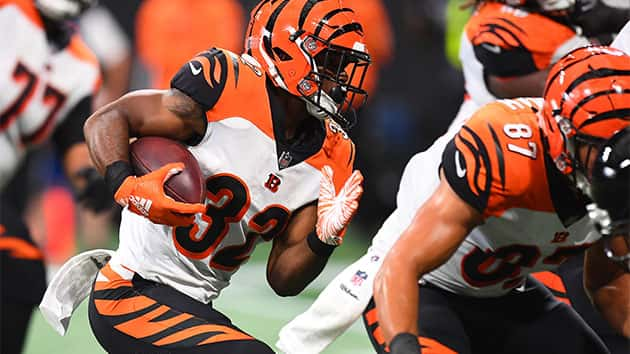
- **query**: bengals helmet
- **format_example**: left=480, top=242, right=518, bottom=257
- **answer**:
left=588, top=127, right=630, bottom=270
left=540, top=46, right=630, bottom=182
left=245, top=0, right=371, bottom=128
left=35, top=0, right=96, bottom=21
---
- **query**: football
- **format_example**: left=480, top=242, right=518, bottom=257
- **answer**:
left=129, top=136, right=205, bottom=204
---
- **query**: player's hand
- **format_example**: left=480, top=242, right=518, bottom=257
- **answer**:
left=316, top=165, right=363, bottom=246
left=114, top=162, right=206, bottom=226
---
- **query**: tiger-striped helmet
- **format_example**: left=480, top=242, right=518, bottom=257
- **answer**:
left=540, top=46, right=630, bottom=176
left=245, top=0, right=370, bottom=128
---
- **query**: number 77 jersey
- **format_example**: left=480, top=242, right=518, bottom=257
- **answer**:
left=424, top=98, right=601, bottom=297
left=0, top=1, right=100, bottom=188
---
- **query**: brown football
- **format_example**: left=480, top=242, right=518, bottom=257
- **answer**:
left=129, top=137, right=205, bottom=204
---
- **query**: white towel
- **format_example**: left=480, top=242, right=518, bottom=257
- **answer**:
left=39, top=249, right=115, bottom=335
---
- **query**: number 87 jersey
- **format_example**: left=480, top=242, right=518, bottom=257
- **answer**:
left=424, top=98, right=601, bottom=297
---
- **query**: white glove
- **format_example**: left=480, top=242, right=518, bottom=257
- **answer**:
left=316, top=165, right=363, bottom=246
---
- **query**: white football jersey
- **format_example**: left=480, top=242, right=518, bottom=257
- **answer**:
left=372, top=99, right=600, bottom=297
left=612, top=20, right=630, bottom=54
left=0, top=1, right=100, bottom=189
left=112, top=48, right=356, bottom=304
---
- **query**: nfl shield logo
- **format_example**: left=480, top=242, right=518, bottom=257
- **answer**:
left=278, top=151, right=293, bottom=169
left=350, top=270, right=368, bottom=286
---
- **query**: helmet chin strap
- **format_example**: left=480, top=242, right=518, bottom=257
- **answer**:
left=302, top=90, right=338, bottom=121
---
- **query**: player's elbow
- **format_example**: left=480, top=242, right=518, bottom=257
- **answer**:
left=267, top=275, right=305, bottom=297
left=83, top=102, right=119, bottom=141
left=266, top=267, right=308, bottom=297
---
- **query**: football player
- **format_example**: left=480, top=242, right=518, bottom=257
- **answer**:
left=0, top=0, right=105, bottom=352
left=80, top=0, right=369, bottom=353
left=374, top=46, right=630, bottom=354
left=276, top=1, right=629, bottom=353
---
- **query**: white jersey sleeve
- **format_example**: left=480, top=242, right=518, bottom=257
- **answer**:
left=611, top=20, right=630, bottom=54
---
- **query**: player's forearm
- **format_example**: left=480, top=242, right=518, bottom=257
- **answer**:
left=487, top=69, right=549, bottom=98
left=83, top=99, right=132, bottom=175
left=589, top=274, right=630, bottom=337
left=374, top=258, right=420, bottom=343
left=267, top=237, right=329, bottom=296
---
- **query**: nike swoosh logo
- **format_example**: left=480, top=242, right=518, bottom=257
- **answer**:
left=481, top=43, right=501, bottom=54
left=455, top=150, right=466, bottom=178
left=189, top=62, right=202, bottom=76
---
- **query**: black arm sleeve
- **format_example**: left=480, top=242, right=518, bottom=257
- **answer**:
left=52, top=95, right=92, bottom=156
left=170, top=48, right=230, bottom=111
left=474, top=44, right=538, bottom=78
left=441, top=137, right=491, bottom=215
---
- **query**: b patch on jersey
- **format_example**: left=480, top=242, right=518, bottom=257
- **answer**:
left=264, top=173, right=282, bottom=193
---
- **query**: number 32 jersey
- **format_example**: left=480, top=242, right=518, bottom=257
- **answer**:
left=113, top=48, right=355, bottom=304
left=0, top=0, right=100, bottom=188
left=425, top=99, right=599, bottom=297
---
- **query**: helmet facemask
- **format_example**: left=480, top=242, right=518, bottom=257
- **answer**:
left=295, top=34, right=369, bottom=129
left=588, top=128, right=630, bottom=271
left=547, top=108, right=596, bottom=195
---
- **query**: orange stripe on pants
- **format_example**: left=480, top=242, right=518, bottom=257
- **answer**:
left=114, top=305, right=193, bottom=339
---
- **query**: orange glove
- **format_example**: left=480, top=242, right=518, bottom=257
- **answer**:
left=114, top=162, right=206, bottom=226
left=316, top=165, right=364, bottom=246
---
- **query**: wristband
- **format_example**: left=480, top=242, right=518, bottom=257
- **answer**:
left=306, top=231, right=336, bottom=257
left=389, top=332, right=421, bottom=354
left=104, top=160, right=133, bottom=198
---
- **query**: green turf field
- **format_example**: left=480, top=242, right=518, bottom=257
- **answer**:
left=24, top=237, right=374, bottom=354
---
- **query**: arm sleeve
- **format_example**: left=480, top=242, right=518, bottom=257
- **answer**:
left=170, top=48, right=230, bottom=112
left=441, top=136, right=491, bottom=215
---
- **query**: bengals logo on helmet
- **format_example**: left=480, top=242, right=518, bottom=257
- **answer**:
left=244, top=0, right=371, bottom=129
left=540, top=46, right=630, bottom=174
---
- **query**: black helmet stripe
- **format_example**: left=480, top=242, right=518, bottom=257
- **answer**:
left=325, top=22, right=364, bottom=42
left=559, top=68, right=630, bottom=115
left=314, top=8, right=354, bottom=37
left=265, top=0, right=290, bottom=32
left=578, top=108, right=630, bottom=129
left=569, top=88, right=630, bottom=123
left=263, top=0, right=290, bottom=60
left=247, top=0, right=271, bottom=55
left=298, top=0, right=325, bottom=29
left=248, top=0, right=271, bottom=39
left=543, top=51, right=613, bottom=97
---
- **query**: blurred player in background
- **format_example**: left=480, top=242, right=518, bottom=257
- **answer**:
left=373, top=46, right=630, bottom=354
left=277, top=1, right=629, bottom=352
left=135, top=0, right=245, bottom=89
left=0, top=0, right=108, bottom=352
left=76, top=0, right=369, bottom=353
